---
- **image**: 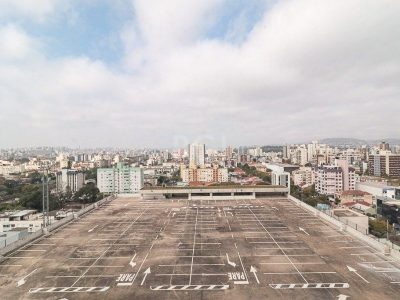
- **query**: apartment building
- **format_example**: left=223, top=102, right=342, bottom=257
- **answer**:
left=314, top=163, right=357, bottom=195
left=97, top=162, right=144, bottom=194
left=180, top=165, right=229, bottom=183
left=188, top=143, right=205, bottom=167
left=292, top=167, right=314, bottom=187
left=56, top=169, right=85, bottom=193
left=368, top=153, right=400, bottom=177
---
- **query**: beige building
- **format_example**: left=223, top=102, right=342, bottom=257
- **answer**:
left=337, top=190, right=373, bottom=205
left=292, top=167, right=314, bottom=187
left=180, top=165, right=229, bottom=183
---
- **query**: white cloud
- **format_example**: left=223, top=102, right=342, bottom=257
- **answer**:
left=0, top=24, right=40, bottom=61
left=0, top=0, right=57, bottom=21
left=1, top=0, right=400, bottom=147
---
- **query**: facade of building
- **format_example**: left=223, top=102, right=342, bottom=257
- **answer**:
left=97, top=163, right=144, bottom=194
left=180, top=165, right=229, bottom=183
left=56, top=169, right=85, bottom=193
left=368, top=153, right=400, bottom=177
left=0, top=163, right=25, bottom=176
left=0, top=210, right=53, bottom=233
left=225, top=146, right=233, bottom=160
left=292, top=167, right=314, bottom=187
left=356, top=182, right=400, bottom=200
left=314, top=165, right=357, bottom=195
left=188, top=143, right=205, bottom=167
left=271, top=171, right=290, bottom=191
left=379, top=142, right=390, bottom=151
left=337, top=190, right=373, bottom=205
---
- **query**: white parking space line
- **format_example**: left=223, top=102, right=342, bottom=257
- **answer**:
left=70, top=209, right=147, bottom=287
left=264, top=272, right=336, bottom=275
left=246, top=207, right=309, bottom=284
left=260, top=262, right=325, bottom=265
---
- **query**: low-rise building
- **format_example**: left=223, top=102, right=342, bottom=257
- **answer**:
left=356, top=182, right=400, bottom=200
left=264, top=163, right=299, bottom=174
left=0, top=210, right=53, bottom=233
left=337, top=190, right=373, bottom=205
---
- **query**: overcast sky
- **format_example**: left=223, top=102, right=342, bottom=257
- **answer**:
left=0, top=0, right=399, bottom=149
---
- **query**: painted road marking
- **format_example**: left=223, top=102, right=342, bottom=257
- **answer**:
left=347, top=265, right=369, bottom=283
left=116, top=273, right=135, bottom=285
left=269, top=283, right=350, bottom=289
left=88, top=225, right=99, bottom=233
left=226, top=253, right=236, bottom=267
left=337, top=294, right=350, bottom=300
left=150, top=285, right=229, bottom=291
left=299, top=227, right=310, bottom=236
left=250, top=266, right=260, bottom=284
left=16, top=268, right=37, bottom=287
left=129, top=252, right=137, bottom=267
left=141, top=267, right=151, bottom=286
left=29, top=287, right=109, bottom=293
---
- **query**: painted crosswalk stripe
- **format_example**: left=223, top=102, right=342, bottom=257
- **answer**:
left=29, top=286, right=110, bottom=293
left=150, top=285, right=229, bottom=290
left=269, top=283, right=349, bottom=289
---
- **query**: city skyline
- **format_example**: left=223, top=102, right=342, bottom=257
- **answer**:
left=1, top=136, right=400, bottom=150
left=1, top=0, right=400, bottom=148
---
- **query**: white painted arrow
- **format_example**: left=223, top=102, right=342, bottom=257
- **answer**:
left=141, top=267, right=151, bottom=286
left=337, top=295, right=349, bottom=300
left=129, top=252, right=137, bottom=267
left=299, top=227, right=310, bottom=236
left=172, top=212, right=176, bottom=218
left=272, top=206, right=279, bottom=211
left=16, top=269, right=37, bottom=287
left=347, top=265, right=369, bottom=283
left=226, top=253, right=236, bottom=267
left=88, top=225, right=98, bottom=233
left=250, top=266, right=260, bottom=284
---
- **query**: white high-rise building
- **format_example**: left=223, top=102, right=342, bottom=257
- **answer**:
left=294, top=146, right=308, bottom=166
left=97, top=163, right=144, bottom=194
left=271, top=171, right=291, bottom=192
left=189, top=143, right=205, bottom=167
left=56, top=169, right=85, bottom=193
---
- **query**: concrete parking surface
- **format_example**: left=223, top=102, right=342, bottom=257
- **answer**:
left=1, top=196, right=400, bottom=299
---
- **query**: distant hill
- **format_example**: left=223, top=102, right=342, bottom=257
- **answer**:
left=319, top=138, right=400, bottom=146
left=319, top=138, right=368, bottom=146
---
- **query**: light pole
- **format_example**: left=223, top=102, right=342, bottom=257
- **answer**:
left=42, top=173, right=46, bottom=228
left=46, top=170, right=50, bottom=226
left=387, top=219, right=389, bottom=241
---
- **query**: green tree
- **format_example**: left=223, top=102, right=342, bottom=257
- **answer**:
left=369, top=218, right=393, bottom=238
left=18, top=185, right=43, bottom=211
left=29, top=172, right=42, bottom=184
left=73, top=183, right=102, bottom=204
left=85, top=168, right=98, bottom=180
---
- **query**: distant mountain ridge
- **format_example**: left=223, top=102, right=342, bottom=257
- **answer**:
left=318, top=138, right=400, bottom=146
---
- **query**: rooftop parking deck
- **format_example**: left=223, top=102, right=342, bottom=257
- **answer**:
left=0, top=196, right=399, bottom=299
